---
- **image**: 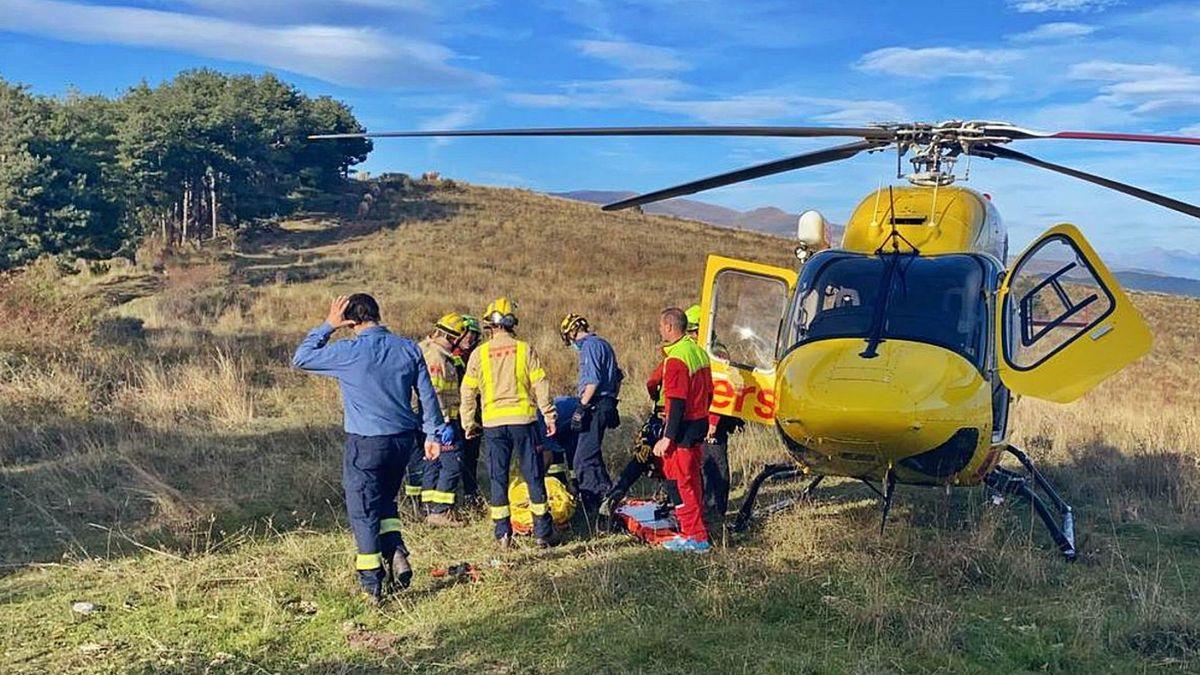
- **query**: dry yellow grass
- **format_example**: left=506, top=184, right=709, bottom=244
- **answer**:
left=1, top=178, right=1197, bottom=672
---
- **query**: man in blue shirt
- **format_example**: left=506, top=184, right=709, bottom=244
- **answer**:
left=559, top=314, right=623, bottom=516
left=293, top=294, right=443, bottom=603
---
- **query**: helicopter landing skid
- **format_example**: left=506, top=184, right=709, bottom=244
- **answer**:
left=984, top=445, right=1077, bottom=561
left=731, top=464, right=822, bottom=533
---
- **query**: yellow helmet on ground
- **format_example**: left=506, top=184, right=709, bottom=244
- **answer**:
left=559, top=313, right=589, bottom=345
left=484, top=298, right=518, bottom=329
left=685, top=304, right=702, bottom=332
left=434, top=312, right=466, bottom=339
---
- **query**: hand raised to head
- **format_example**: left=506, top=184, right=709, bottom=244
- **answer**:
left=326, top=296, right=355, bottom=330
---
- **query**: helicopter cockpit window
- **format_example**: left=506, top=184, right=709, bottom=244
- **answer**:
left=1004, top=234, right=1115, bottom=370
left=709, top=269, right=789, bottom=371
left=784, top=252, right=989, bottom=367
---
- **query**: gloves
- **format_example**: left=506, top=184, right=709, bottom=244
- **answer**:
left=570, top=404, right=593, bottom=432
left=436, top=424, right=457, bottom=447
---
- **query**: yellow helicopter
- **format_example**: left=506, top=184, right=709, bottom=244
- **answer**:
left=312, top=120, right=1200, bottom=559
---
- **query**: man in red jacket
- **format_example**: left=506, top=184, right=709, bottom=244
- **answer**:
left=651, top=307, right=714, bottom=552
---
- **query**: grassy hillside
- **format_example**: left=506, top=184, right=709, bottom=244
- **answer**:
left=1, top=178, right=1198, bottom=673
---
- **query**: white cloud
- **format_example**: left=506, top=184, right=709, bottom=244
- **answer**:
left=0, top=0, right=493, bottom=89
left=1008, top=22, right=1097, bottom=42
left=649, top=96, right=797, bottom=122
left=1068, top=60, right=1200, bottom=117
left=418, top=104, right=484, bottom=132
left=1068, top=61, right=1187, bottom=81
left=508, top=78, right=693, bottom=110
left=417, top=103, right=485, bottom=146
left=1180, top=124, right=1200, bottom=136
left=855, top=47, right=1020, bottom=79
left=173, top=0, right=433, bottom=19
left=508, top=79, right=906, bottom=125
left=573, top=39, right=690, bottom=72
left=1007, top=0, right=1119, bottom=13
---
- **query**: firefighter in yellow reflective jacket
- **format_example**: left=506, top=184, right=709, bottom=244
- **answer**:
left=460, top=298, right=560, bottom=548
left=418, top=313, right=469, bottom=527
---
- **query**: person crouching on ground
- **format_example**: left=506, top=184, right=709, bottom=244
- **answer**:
left=292, top=294, right=445, bottom=602
left=652, top=307, right=714, bottom=553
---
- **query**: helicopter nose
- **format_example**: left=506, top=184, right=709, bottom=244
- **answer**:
left=775, top=338, right=988, bottom=460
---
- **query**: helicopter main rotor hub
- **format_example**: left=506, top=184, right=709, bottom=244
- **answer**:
left=882, top=120, right=1015, bottom=187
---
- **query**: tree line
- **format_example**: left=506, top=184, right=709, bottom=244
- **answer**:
left=0, top=69, right=372, bottom=270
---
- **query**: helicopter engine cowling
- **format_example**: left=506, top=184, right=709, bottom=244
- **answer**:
left=774, top=338, right=994, bottom=485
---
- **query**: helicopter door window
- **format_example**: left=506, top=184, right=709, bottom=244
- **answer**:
left=1006, top=235, right=1115, bottom=370
left=710, top=270, right=789, bottom=371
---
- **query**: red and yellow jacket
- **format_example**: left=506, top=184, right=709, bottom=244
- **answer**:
left=658, top=336, right=713, bottom=447
left=647, top=340, right=721, bottom=429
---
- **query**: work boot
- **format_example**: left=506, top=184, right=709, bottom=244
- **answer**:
left=357, top=569, right=385, bottom=605
left=598, top=494, right=619, bottom=518
left=425, top=511, right=464, bottom=528
left=495, top=534, right=515, bottom=550
left=361, top=587, right=382, bottom=607
left=535, top=531, right=561, bottom=548
left=387, top=551, right=413, bottom=591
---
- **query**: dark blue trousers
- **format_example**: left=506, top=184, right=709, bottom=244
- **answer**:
left=460, top=434, right=482, bottom=499
left=572, top=397, right=616, bottom=510
left=485, top=423, right=553, bottom=539
left=343, top=432, right=413, bottom=591
left=404, top=445, right=426, bottom=501
left=422, top=430, right=463, bottom=514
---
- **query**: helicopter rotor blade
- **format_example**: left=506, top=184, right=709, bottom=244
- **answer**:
left=307, top=125, right=896, bottom=141
left=988, top=125, right=1200, bottom=148
left=602, top=140, right=885, bottom=211
left=976, top=144, right=1200, bottom=219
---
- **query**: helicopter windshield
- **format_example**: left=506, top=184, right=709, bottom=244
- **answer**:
left=782, top=252, right=991, bottom=367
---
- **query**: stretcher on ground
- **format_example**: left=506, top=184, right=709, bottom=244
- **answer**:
left=614, top=499, right=681, bottom=546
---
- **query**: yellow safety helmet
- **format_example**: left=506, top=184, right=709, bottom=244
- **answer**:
left=483, top=297, right=518, bottom=329
left=434, top=312, right=466, bottom=340
left=559, top=313, right=589, bottom=345
left=685, top=304, right=702, bottom=333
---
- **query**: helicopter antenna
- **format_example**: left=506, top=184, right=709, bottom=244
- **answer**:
left=891, top=186, right=900, bottom=255
left=870, top=177, right=883, bottom=226
left=929, top=179, right=939, bottom=227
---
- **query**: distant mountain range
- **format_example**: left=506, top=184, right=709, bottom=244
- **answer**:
left=552, top=190, right=1200, bottom=298
left=1117, top=248, right=1200, bottom=281
left=552, top=190, right=808, bottom=237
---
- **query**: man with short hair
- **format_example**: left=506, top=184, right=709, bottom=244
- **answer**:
left=292, top=294, right=444, bottom=602
left=460, top=298, right=560, bottom=548
left=559, top=313, right=623, bottom=515
left=684, top=303, right=742, bottom=525
left=652, top=307, right=714, bottom=553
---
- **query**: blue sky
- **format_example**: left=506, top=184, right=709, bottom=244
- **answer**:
left=2, top=0, right=1199, bottom=270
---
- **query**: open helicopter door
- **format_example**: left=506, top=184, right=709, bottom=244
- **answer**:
left=699, top=255, right=798, bottom=425
left=996, top=223, right=1152, bottom=403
